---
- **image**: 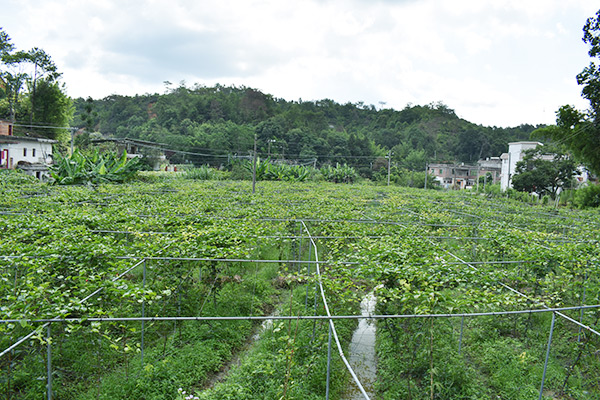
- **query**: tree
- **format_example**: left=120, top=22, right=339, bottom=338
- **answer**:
left=511, top=146, right=577, bottom=199
left=0, top=27, right=13, bottom=55
left=1, top=50, right=30, bottom=121
left=0, top=28, right=70, bottom=139
left=541, top=10, right=600, bottom=174
left=29, top=79, right=73, bottom=140
left=578, top=9, right=600, bottom=120
left=26, top=47, right=60, bottom=124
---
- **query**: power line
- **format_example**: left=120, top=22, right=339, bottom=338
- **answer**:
left=11, top=123, right=77, bottom=130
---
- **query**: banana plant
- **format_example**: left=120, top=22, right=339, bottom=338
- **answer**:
left=50, top=150, right=141, bottom=185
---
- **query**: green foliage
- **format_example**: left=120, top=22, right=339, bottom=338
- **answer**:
left=0, top=168, right=38, bottom=186
left=72, top=86, right=538, bottom=179
left=0, top=28, right=70, bottom=141
left=28, top=78, right=74, bottom=140
left=242, top=157, right=313, bottom=182
left=319, top=163, right=359, bottom=183
left=578, top=9, right=600, bottom=120
left=511, top=146, right=577, bottom=198
left=574, top=184, right=600, bottom=208
left=540, top=10, right=600, bottom=174
left=49, top=149, right=142, bottom=185
left=183, top=165, right=226, bottom=180
left=374, top=166, right=439, bottom=189
left=2, top=180, right=599, bottom=399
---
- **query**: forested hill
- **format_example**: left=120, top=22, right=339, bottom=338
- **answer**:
left=72, top=84, right=539, bottom=172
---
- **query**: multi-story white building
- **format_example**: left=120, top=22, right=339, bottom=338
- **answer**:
left=500, top=141, right=543, bottom=191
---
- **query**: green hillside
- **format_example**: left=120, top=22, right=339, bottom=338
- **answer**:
left=73, top=84, right=539, bottom=175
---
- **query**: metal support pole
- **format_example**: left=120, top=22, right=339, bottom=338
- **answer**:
left=70, top=129, right=74, bottom=155
left=387, top=150, right=392, bottom=186
left=578, top=269, right=587, bottom=343
left=47, top=324, right=52, bottom=400
left=305, top=244, right=312, bottom=311
left=458, top=316, right=464, bottom=355
left=326, top=322, right=332, bottom=400
left=539, top=312, right=556, bottom=400
left=141, top=259, right=147, bottom=367
left=252, top=133, right=257, bottom=194
left=298, top=232, right=303, bottom=274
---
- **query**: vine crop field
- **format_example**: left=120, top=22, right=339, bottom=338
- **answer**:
left=1, top=178, right=599, bottom=400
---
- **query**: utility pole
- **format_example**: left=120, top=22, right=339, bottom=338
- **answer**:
left=252, top=133, right=257, bottom=194
left=267, top=139, right=275, bottom=158
left=387, top=150, right=392, bottom=186
left=424, top=162, right=428, bottom=189
left=70, top=128, right=78, bottom=155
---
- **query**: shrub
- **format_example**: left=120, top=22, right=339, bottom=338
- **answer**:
left=320, top=163, right=359, bottom=183
left=574, top=184, right=600, bottom=208
left=184, top=165, right=225, bottom=180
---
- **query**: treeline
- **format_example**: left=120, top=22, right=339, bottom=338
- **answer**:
left=73, top=83, right=538, bottom=176
left=0, top=27, right=73, bottom=142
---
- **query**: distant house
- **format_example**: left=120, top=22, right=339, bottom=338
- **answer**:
left=477, top=157, right=502, bottom=186
left=428, top=160, right=501, bottom=190
left=0, top=120, right=56, bottom=180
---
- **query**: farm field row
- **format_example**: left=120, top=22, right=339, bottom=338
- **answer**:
left=1, top=179, right=599, bottom=399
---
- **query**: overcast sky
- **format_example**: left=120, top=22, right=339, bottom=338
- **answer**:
left=2, top=0, right=598, bottom=127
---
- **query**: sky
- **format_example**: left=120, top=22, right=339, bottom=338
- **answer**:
left=2, top=0, right=598, bottom=128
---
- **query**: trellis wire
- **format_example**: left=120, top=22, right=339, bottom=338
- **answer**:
left=2, top=204, right=599, bottom=398
left=3, top=304, right=598, bottom=324
left=300, top=220, right=371, bottom=400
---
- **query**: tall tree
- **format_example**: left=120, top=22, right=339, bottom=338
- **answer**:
left=30, top=78, right=73, bottom=140
left=26, top=47, right=60, bottom=124
left=0, top=27, right=13, bottom=54
left=0, top=28, right=70, bottom=139
left=578, top=9, right=600, bottom=120
left=540, top=9, right=600, bottom=173
left=1, top=50, right=30, bottom=121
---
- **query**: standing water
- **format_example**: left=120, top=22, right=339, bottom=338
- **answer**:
left=344, top=293, right=377, bottom=399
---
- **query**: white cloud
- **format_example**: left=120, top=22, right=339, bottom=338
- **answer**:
left=2, top=0, right=599, bottom=126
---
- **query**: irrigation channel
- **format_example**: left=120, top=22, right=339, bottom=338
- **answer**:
left=344, top=293, right=377, bottom=400
left=2, top=181, right=600, bottom=400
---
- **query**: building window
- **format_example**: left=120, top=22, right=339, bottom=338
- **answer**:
left=32, top=149, right=36, bottom=157
left=23, top=148, right=27, bottom=157
left=439, top=169, right=443, bottom=174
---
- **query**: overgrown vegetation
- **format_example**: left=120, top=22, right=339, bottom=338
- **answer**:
left=1, top=176, right=598, bottom=399
left=49, top=150, right=142, bottom=185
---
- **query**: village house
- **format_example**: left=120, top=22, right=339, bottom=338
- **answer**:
left=0, top=120, right=56, bottom=180
left=428, top=158, right=502, bottom=190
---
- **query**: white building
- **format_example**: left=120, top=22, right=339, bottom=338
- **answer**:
left=500, top=141, right=543, bottom=191
left=0, top=120, right=56, bottom=180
